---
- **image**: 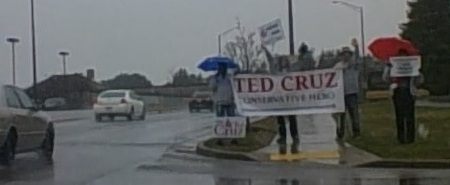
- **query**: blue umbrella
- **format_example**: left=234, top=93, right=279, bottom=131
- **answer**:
left=197, top=56, right=238, bottom=72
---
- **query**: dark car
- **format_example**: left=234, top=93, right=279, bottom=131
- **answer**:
left=43, top=97, right=67, bottom=111
left=188, top=91, right=214, bottom=113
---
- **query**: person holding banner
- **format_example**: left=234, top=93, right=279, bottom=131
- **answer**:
left=275, top=56, right=300, bottom=151
left=334, top=45, right=362, bottom=139
left=293, top=43, right=316, bottom=71
left=382, top=49, right=424, bottom=144
left=262, top=46, right=300, bottom=153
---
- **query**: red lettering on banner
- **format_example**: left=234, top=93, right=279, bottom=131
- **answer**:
left=310, top=73, right=323, bottom=89
left=281, top=76, right=294, bottom=91
left=260, top=78, right=274, bottom=92
left=235, top=77, right=275, bottom=93
left=235, top=71, right=338, bottom=93
left=248, top=78, right=259, bottom=92
left=325, top=72, right=338, bottom=88
left=234, top=78, right=246, bottom=93
left=295, top=75, right=309, bottom=90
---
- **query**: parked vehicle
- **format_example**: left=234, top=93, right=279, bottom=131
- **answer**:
left=93, top=90, right=146, bottom=122
left=0, top=85, right=54, bottom=166
left=188, top=91, right=214, bottom=113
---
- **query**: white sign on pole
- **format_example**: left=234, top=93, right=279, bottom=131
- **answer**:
left=232, top=69, right=346, bottom=116
left=213, top=117, right=247, bottom=138
left=259, top=19, right=285, bottom=46
left=389, top=56, right=421, bottom=77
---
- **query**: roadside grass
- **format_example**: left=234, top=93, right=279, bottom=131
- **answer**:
left=366, top=89, right=429, bottom=100
left=347, top=100, right=450, bottom=159
left=204, top=117, right=277, bottom=152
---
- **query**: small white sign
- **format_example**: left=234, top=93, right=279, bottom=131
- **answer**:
left=213, top=117, right=247, bottom=138
left=259, top=19, right=285, bottom=46
left=389, top=56, right=421, bottom=77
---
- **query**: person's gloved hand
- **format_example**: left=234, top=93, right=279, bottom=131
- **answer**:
left=389, top=83, right=398, bottom=95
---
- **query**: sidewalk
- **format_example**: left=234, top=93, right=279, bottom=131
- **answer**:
left=253, top=114, right=341, bottom=164
left=196, top=114, right=385, bottom=166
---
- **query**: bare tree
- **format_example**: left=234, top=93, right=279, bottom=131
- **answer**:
left=224, top=28, right=264, bottom=73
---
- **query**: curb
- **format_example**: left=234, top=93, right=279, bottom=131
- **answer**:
left=343, top=142, right=450, bottom=169
left=196, top=141, right=257, bottom=161
left=357, top=160, right=450, bottom=169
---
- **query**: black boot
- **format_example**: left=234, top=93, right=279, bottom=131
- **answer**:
left=291, top=137, right=300, bottom=154
left=277, top=137, right=287, bottom=145
left=279, top=145, right=287, bottom=154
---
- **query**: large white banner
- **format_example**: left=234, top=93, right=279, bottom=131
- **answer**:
left=213, top=117, right=247, bottom=138
left=259, top=19, right=285, bottom=46
left=232, top=69, right=345, bottom=116
left=389, top=56, right=421, bottom=77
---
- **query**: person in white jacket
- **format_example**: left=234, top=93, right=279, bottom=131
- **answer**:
left=210, top=62, right=235, bottom=117
left=333, top=45, right=362, bottom=139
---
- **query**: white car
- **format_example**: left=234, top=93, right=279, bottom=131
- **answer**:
left=93, top=90, right=146, bottom=122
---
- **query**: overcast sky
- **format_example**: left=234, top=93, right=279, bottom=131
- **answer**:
left=0, top=0, right=409, bottom=87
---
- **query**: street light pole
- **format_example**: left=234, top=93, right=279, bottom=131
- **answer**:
left=217, top=24, right=240, bottom=55
left=288, top=0, right=295, bottom=55
left=360, top=7, right=366, bottom=63
left=332, top=1, right=367, bottom=100
left=218, top=35, right=222, bottom=55
left=6, top=37, right=20, bottom=85
left=59, top=51, right=69, bottom=75
left=30, top=0, right=38, bottom=101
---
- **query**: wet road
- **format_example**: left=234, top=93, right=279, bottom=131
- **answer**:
left=1, top=111, right=450, bottom=185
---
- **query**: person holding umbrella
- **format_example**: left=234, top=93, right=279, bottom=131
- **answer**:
left=209, top=62, right=236, bottom=117
left=382, top=49, right=424, bottom=144
left=198, top=56, right=238, bottom=117
left=369, top=37, right=423, bottom=144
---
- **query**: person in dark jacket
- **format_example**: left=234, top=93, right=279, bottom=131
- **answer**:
left=262, top=45, right=299, bottom=153
left=292, top=43, right=316, bottom=71
left=382, top=49, right=424, bottom=144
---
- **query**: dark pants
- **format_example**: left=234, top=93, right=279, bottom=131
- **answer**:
left=216, top=104, right=235, bottom=117
left=337, top=93, right=361, bottom=139
left=215, top=104, right=237, bottom=146
left=393, top=88, right=416, bottom=144
left=277, top=115, right=299, bottom=143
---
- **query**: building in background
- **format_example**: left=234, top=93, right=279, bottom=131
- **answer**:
left=27, top=69, right=103, bottom=110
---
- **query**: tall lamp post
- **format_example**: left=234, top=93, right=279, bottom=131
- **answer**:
left=6, top=37, right=20, bottom=85
left=288, top=0, right=295, bottom=55
left=333, top=0, right=367, bottom=100
left=59, top=51, right=70, bottom=75
left=30, top=0, right=38, bottom=102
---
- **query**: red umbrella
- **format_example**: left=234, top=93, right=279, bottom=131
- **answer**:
left=368, top=37, right=419, bottom=62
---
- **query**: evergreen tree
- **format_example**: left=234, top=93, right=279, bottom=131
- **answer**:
left=400, top=0, right=450, bottom=95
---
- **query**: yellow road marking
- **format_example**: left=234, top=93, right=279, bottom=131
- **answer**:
left=270, top=150, right=340, bottom=161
